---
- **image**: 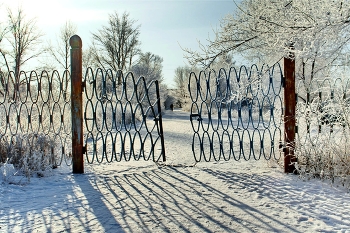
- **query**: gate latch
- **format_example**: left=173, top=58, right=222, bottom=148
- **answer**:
left=190, top=114, right=202, bottom=121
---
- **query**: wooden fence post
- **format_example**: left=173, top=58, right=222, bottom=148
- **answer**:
left=70, top=35, right=84, bottom=174
left=284, top=55, right=297, bottom=173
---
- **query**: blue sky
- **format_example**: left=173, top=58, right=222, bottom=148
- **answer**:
left=1, top=0, right=236, bottom=87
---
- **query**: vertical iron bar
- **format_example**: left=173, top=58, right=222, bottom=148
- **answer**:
left=70, top=35, right=84, bottom=173
left=155, top=80, right=166, bottom=162
left=284, top=56, right=297, bottom=173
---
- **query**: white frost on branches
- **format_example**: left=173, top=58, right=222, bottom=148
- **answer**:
left=184, top=0, right=350, bottom=78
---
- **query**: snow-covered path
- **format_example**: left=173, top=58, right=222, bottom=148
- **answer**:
left=1, top=110, right=350, bottom=232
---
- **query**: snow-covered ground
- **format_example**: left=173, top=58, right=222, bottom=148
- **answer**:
left=1, top=110, right=350, bottom=232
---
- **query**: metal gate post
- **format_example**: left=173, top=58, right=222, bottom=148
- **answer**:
left=155, top=80, right=166, bottom=162
left=70, top=35, right=84, bottom=173
left=284, top=56, right=297, bottom=173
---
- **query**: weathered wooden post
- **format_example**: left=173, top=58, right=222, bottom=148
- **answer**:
left=284, top=54, right=297, bottom=173
left=70, top=35, right=84, bottom=173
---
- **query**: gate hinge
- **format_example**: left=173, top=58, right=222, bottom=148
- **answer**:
left=82, top=80, right=86, bottom=92
left=279, top=141, right=285, bottom=152
left=82, top=145, right=87, bottom=154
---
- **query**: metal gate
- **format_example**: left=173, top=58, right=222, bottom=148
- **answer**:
left=82, top=68, right=166, bottom=164
left=70, top=35, right=165, bottom=173
left=188, top=64, right=284, bottom=162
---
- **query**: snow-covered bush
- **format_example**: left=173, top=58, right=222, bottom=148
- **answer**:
left=0, top=137, right=7, bottom=163
left=294, top=78, right=350, bottom=188
left=0, top=133, right=55, bottom=182
left=0, top=162, right=20, bottom=184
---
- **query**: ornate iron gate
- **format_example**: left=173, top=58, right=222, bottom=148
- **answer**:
left=188, top=64, right=284, bottom=162
left=69, top=35, right=165, bottom=173
left=82, top=68, right=166, bottom=164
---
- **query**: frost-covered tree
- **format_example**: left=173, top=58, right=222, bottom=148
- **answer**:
left=0, top=7, right=43, bottom=77
left=173, top=66, right=192, bottom=107
left=91, top=11, right=141, bottom=85
left=209, top=53, right=235, bottom=71
left=174, top=66, right=191, bottom=94
left=130, top=52, right=167, bottom=111
left=0, top=7, right=44, bottom=99
left=184, top=0, right=350, bottom=83
left=46, top=21, right=77, bottom=71
left=131, top=52, right=163, bottom=82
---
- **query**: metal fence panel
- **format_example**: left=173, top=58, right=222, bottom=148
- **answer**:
left=0, top=70, right=72, bottom=167
left=189, top=64, right=284, bottom=162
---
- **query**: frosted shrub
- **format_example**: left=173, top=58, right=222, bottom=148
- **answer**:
left=0, top=137, right=7, bottom=163
left=0, top=162, right=17, bottom=183
left=294, top=79, right=350, bottom=189
left=0, top=133, right=55, bottom=181
left=295, top=130, right=350, bottom=188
